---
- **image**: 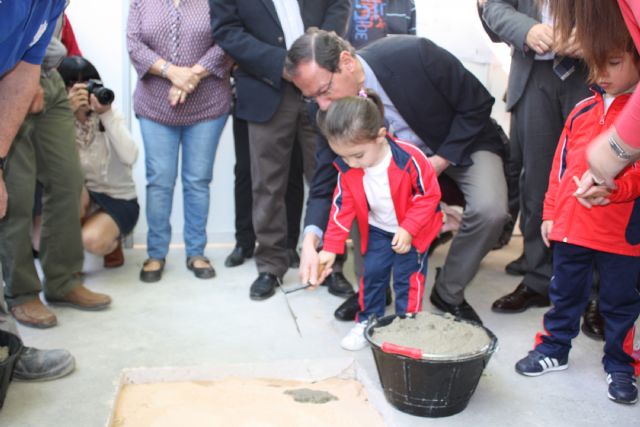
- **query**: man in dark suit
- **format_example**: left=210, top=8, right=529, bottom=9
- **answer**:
left=288, top=29, right=509, bottom=324
left=209, top=0, right=351, bottom=300
left=483, top=0, right=590, bottom=314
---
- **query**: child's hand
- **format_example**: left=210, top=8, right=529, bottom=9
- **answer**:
left=391, top=227, right=412, bottom=254
left=316, top=250, right=336, bottom=287
left=572, top=174, right=612, bottom=208
left=541, top=220, right=553, bottom=247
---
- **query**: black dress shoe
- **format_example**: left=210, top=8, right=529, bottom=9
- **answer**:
left=224, top=246, right=254, bottom=268
left=491, top=283, right=550, bottom=313
left=334, top=287, right=393, bottom=321
left=429, top=288, right=483, bottom=325
left=505, top=254, right=526, bottom=276
left=324, top=272, right=355, bottom=298
left=581, top=300, right=605, bottom=341
left=250, top=272, right=279, bottom=301
left=287, top=248, right=300, bottom=269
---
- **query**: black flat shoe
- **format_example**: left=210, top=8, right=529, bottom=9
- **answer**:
left=287, top=248, right=300, bottom=269
left=430, top=287, right=483, bottom=325
left=324, top=272, right=355, bottom=298
left=224, top=246, right=254, bottom=267
left=250, top=272, right=279, bottom=301
left=581, top=299, right=605, bottom=341
left=333, top=287, right=392, bottom=321
left=187, top=256, right=216, bottom=279
left=140, top=258, right=165, bottom=283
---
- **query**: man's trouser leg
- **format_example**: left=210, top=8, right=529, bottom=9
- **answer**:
left=435, top=150, right=509, bottom=305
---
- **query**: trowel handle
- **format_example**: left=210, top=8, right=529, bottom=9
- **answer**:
left=381, top=342, right=423, bottom=359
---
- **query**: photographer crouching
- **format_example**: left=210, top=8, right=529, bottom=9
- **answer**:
left=58, top=56, right=139, bottom=270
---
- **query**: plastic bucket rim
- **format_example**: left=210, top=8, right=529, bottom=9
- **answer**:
left=365, top=313, right=498, bottom=362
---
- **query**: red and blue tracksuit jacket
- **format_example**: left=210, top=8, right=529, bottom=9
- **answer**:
left=322, top=135, right=443, bottom=255
left=536, top=86, right=640, bottom=375
left=543, top=87, right=640, bottom=256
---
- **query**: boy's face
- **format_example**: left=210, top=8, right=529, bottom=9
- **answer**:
left=597, top=52, right=640, bottom=96
left=330, top=130, right=387, bottom=170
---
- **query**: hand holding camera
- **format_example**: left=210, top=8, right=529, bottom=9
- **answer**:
left=69, top=80, right=114, bottom=115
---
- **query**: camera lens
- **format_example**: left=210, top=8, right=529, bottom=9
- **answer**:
left=94, top=87, right=115, bottom=105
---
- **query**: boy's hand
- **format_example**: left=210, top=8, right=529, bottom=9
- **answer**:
left=316, top=250, right=336, bottom=287
left=391, top=227, right=412, bottom=254
left=541, top=220, right=553, bottom=248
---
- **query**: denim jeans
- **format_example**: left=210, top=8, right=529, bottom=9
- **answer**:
left=139, top=115, right=228, bottom=259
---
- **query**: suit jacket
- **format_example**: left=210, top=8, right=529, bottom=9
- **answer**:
left=209, top=0, right=350, bottom=123
left=482, top=0, right=541, bottom=111
left=305, top=35, right=504, bottom=231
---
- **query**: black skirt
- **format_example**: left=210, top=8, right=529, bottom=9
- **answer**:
left=89, top=191, right=139, bottom=236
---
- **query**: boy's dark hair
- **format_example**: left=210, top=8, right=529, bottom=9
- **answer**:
left=316, top=88, right=385, bottom=144
left=57, top=56, right=101, bottom=87
left=285, top=27, right=356, bottom=77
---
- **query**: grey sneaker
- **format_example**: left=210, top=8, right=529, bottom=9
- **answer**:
left=13, top=347, right=75, bottom=382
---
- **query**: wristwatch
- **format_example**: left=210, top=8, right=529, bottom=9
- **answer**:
left=608, top=134, right=632, bottom=160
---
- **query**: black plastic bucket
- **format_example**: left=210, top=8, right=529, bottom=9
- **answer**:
left=0, top=330, right=23, bottom=409
left=365, top=314, right=498, bottom=417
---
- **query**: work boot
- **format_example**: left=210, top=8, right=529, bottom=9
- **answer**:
left=13, top=347, right=75, bottom=382
left=46, top=284, right=111, bottom=311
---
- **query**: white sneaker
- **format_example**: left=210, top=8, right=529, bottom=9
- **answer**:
left=340, top=321, right=369, bottom=351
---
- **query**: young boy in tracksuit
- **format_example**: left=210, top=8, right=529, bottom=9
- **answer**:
left=515, top=46, right=640, bottom=405
left=314, top=89, right=442, bottom=351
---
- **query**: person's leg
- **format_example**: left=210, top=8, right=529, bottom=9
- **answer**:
left=434, top=150, right=508, bottom=305
left=139, top=118, right=181, bottom=262
left=596, top=252, right=640, bottom=375
left=357, top=227, right=395, bottom=322
left=34, top=72, right=85, bottom=300
left=82, top=211, right=120, bottom=255
left=535, top=243, right=593, bottom=359
left=231, top=114, right=255, bottom=251
left=393, top=248, right=428, bottom=316
left=248, top=84, right=299, bottom=279
left=0, top=120, right=43, bottom=308
left=285, top=139, right=304, bottom=252
left=517, top=63, right=590, bottom=296
left=181, top=114, right=228, bottom=259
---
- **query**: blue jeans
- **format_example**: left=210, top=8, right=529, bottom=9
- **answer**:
left=139, top=115, right=228, bottom=259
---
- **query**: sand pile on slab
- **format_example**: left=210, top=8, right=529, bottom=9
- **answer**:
left=371, top=312, right=492, bottom=357
left=110, top=377, right=385, bottom=427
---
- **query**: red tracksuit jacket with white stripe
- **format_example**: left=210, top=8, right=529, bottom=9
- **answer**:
left=543, top=87, right=640, bottom=256
left=322, top=135, right=443, bottom=255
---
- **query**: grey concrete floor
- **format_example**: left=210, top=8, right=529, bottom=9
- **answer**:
left=1, top=237, right=638, bottom=426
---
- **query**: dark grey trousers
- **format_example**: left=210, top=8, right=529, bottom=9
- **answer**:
left=511, top=60, right=590, bottom=295
left=435, top=150, right=509, bottom=305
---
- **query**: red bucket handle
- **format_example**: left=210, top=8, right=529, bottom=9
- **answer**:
left=381, top=342, right=423, bottom=359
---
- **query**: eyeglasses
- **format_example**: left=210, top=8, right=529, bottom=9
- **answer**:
left=301, top=72, right=335, bottom=103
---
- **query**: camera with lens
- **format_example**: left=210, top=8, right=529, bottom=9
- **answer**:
left=86, top=79, right=115, bottom=105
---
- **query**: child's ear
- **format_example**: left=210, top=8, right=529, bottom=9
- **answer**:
left=377, top=127, right=387, bottom=140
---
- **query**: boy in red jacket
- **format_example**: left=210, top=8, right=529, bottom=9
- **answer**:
left=515, top=45, right=640, bottom=405
left=314, top=89, right=442, bottom=351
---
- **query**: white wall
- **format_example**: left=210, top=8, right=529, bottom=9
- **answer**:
left=66, top=0, right=510, bottom=246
